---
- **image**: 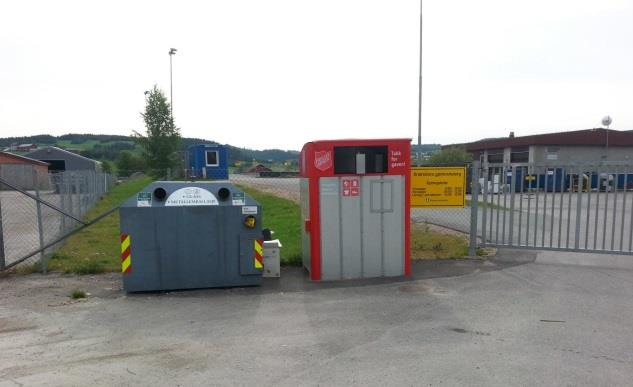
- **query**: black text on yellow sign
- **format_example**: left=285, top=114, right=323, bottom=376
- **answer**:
left=410, top=167, right=466, bottom=208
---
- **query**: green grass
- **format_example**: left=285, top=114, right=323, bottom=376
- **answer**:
left=410, top=223, right=470, bottom=259
left=70, top=289, right=87, bottom=299
left=48, top=178, right=301, bottom=273
left=16, top=262, right=43, bottom=274
left=239, top=187, right=302, bottom=265
left=55, top=140, right=101, bottom=150
left=47, top=177, right=153, bottom=274
left=48, top=178, right=468, bottom=274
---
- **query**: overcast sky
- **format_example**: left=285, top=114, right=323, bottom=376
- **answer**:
left=1, top=0, right=632, bottom=150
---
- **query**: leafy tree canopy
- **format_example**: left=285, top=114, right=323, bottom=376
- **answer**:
left=424, top=146, right=472, bottom=166
left=134, top=85, right=181, bottom=178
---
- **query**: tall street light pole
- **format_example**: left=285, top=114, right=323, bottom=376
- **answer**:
left=417, top=0, right=423, bottom=146
left=169, top=48, right=177, bottom=121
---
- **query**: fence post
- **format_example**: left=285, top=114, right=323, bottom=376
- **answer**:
left=60, top=173, right=67, bottom=233
left=33, top=168, right=47, bottom=273
left=574, top=167, right=583, bottom=249
left=93, top=170, right=97, bottom=205
left=0, top=165, right=4, bottom=270
left=0, top=195, right=5, bottom=271
left=75, top=174, right=81, bottom=216
left=89, top=171, right=94, bottom=208
left=469, top=161, right=480, bottom=256
left=67, top=173, right=74, bottom=227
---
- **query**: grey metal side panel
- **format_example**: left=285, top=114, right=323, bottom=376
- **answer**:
left=341, top=189, right=362, bottom=278
left=300, top=178, right=311, bottom=271
left=154, top=207, right=222, bottom=290
left=319, top=178, right=341, bottom=280
left=362, top=177, right=383, bottom=277
left=383, top=176, right=405, bottom=276
left=120, top=207, right=161, bottom=291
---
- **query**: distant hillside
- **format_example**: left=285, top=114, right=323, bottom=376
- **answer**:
left=411, top=144, right=441, bottom=153
left=0, top=133, right=299, bottom=164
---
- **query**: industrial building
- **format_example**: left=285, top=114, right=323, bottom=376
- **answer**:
left=454, top=128, right=633, bottom=165
left=0, top=151, right=50, bottom=189
left=451, top=129, right=633, bottom=192
left=26, top=146, right=102, bottom=173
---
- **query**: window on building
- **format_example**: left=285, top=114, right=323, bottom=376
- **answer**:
left=510, top=147, right=529, bottom=163
left=206, top=150, right=219, bottom=166
left=487, top=149, right=504, bottom=163
left=41, top=159, right=66, bottom=172
left=546, top=146, right=559, bottom=161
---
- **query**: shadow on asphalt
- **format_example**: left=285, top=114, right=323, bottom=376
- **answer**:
left=132, top=250, right=537, bottom=298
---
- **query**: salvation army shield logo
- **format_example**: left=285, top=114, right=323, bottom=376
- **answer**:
left=314, top=150, right=332, bottom=171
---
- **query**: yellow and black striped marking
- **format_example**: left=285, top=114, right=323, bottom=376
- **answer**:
left=254, top=239, right=263, bottom=269
left=120, top=233, right=132, bottom=273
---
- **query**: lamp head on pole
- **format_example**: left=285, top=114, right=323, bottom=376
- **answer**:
left=169, top=48, right=177, bottom=56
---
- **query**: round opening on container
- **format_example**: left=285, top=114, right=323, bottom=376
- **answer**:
left=218, top=187, right=230, bottom=200
left=153, top=187, right=167, bottom=201
left=244, top=215, right=256, bottom=228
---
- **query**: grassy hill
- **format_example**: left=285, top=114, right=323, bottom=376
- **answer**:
left=0, top=133, right=299, bottom=165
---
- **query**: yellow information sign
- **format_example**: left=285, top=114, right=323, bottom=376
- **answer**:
left=411, top=167, right=466, bottom=208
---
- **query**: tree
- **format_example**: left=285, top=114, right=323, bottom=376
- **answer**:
left=134, top=85, right=181, bottom=178
left=101, top=160, right=113, bottom=174
left=115, top=151, right=146, bottom=177
left=425, top=146, right=472, bottom=166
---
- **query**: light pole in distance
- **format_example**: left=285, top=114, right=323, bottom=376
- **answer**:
left=169, top=48, right=177, bottom=121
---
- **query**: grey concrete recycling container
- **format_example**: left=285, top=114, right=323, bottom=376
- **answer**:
left=119, top=181, right=263, bottom=292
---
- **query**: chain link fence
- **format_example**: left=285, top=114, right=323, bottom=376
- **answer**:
left=0, top=164, right=116, bottom=271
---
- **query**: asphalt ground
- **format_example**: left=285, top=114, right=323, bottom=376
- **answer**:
left=1, top=250, right=632, bottom=386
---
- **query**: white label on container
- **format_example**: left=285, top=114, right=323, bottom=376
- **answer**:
left=137, top=192, right=152, bottom=207
left=165, top=187, right=219, bottom=206
left=232, top=192, right=245, bottom=206
left=242, top=206, right=258, bottom=214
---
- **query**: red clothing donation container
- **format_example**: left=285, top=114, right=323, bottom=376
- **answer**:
left=300, top=139, right=411, bottom=281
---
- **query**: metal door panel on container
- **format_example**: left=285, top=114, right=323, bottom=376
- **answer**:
left=340, top=184, right=362, bottom=278
left=362, top=177, right=383, bottom=277
left=154, top=207, right=220, bottom=289
left=382, top=176, right=404, bottom=276
left=319, top=178, right=341, bottom=280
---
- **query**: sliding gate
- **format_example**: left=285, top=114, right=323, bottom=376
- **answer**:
left=473, top=162, right=633, bottom=255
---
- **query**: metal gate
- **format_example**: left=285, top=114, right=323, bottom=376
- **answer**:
left=472, top=161, right=633, bottom=255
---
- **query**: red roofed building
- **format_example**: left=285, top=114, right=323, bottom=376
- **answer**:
left=448, top=128, right=633, bottom=164
left=0, top=151, right=50, bottom=189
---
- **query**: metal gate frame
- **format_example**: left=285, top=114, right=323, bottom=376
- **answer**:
left=470, top=161, right=633, bottom=256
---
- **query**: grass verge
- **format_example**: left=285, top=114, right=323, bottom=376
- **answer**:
left=48, top=179, right=470, bottom=273
left=410, top=222, right=470, bottom=259
left=239, top=186, right=302, bottom=265
left=47, top=177, right=153, bottom=274
left=70, top=289, right=87, bottom=299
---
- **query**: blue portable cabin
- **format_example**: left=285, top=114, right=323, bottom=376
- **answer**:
left=187, top=144, right=229, bottom=180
